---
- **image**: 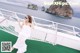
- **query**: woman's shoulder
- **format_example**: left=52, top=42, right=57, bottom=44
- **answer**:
left=24, top=23, right=32, bottom=27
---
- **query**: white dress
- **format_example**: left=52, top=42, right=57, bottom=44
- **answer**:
left=13, top=25, right=31, bottom=53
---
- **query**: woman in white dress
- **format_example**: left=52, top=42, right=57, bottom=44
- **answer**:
left=12, top=15, right=34, bottom=53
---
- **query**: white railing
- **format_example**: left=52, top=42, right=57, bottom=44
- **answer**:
left=0, top=8, right=80, bottom=37
left=0, top=8, right=80, bottom=50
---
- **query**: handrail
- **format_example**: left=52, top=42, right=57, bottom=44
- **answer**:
left=0, top=8, right=79, bottom=29
left=0, top=18, right=6, bottom=23
left=0, top=8, right=80, bottom=37
left=0, top=8, right=76, bottom=28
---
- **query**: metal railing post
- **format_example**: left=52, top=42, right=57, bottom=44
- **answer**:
left=73, top=26, right=76, bottom=36
left=44, top=33, right=47, bottom=42
left=53, top=23, right=58, bottom=45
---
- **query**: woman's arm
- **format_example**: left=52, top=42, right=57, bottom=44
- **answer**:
left=31, top=22, right=35, bottom=29
left=17, top=19, right=24, bottom=28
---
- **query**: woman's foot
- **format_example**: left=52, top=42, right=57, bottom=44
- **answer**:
left=11, top=47, right=14, bottom=52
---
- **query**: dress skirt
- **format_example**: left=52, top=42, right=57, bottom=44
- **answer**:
left=13, top=32, right=31, bottom=53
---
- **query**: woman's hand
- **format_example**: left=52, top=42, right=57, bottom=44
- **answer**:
left=17, top=19, right=24, bottom=28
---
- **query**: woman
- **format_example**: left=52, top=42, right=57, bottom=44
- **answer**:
left=12, top=15, right=34, bottom=53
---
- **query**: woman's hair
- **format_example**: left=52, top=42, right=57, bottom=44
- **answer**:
left=25, top=15, right=32, bottom=23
